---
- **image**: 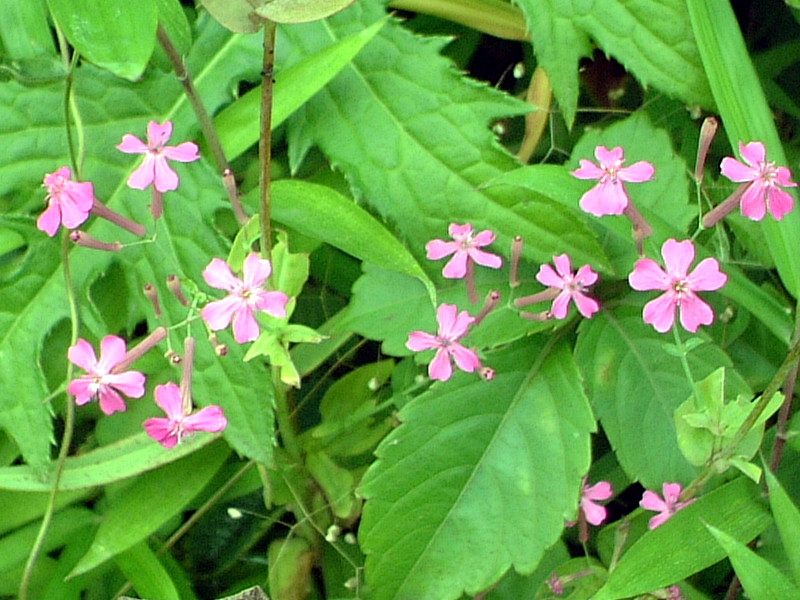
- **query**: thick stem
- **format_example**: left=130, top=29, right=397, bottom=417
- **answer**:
left=112, top=327, right=167, bottom=373
left=259, top=21, right=277, bottom=260
left=509, top=235, right=523, bottom=288
left=702, top=183, right=748, bottom=229
left=91, top=198, right=146, bottom=237
left=156, top=24, right=247, bottom=224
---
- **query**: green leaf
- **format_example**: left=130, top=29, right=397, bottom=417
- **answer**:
left=514, top=0, right=712, bottom=127
left=155, top=0, right=193, bottom=58
left=686, top=0, right=800, bottom=299
left=593, top=477, right=772, bottom=600
left=359, top=341, right=594, bottom=600
left=269, top=180, right=435, bottom=299
left=765, top=469, right=800, bottom=585
left=115, top=542, right=181, bottom=600
left=280, top=2, right=602, bottom=271
left=574, top=309, right=751, bottom=489
left=255, top=0, right=358, bottom=23
left=69, top=440, right=230, bottom=577
left=705, top=521, right=800, bottom=600
left=46, top=0, right=158, bottom=80
left=0, top=432, right=218, bottom=492
left=214, top=17, right=387, bottom=160
left=0, top=0, right=55, bottom=59
left=198, top=0, right=263, bottom=33
left=0, top=15, right=273, bottom=470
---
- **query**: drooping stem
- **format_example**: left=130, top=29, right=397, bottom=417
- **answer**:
left=259, top=20, right=277, bottom=260
left=156, top=23, right=247, bottom=224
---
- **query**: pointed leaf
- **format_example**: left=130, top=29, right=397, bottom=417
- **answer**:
left=765, top=469, right=800, bottom=585
left=359, top=341, right=594, bottom=600
left=593, top=477, right=772, bottom=600
left=115, top=542, right=181, bottom=600
left=705, top=521, right=800, bottom=600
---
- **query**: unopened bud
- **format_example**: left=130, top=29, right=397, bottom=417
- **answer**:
left=209, top=333, right=228, bottom=357
left=165, top=349, right=182, bottom=365
left=479, top=366, right=496, bottom=381
left=343, top=532, right=357, bottom=545
left=510, top=236, right=523, bottom=287
left=474, top=290, right=501, bottom=326
left=150, top=189, right=164, bottom=220
left=325, top=524, right=341, bottom=543
left=520, top=310, right=552, bottom=322
left=695, top=116, right=718, bottom=184
left=70, top=231, right=122, bottom=252
left=166, top=274, right=190, bottom=306
left=143, top=283, right=162, bottom=318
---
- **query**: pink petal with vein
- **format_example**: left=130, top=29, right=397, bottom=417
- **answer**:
left=184, top=405, right=227, bottom=433
left=127, top=155, right=156, bottom=190
left=678, top=293, right=714, bottom=333
left=619, top=160, right=655, bottom=182
left=767, top=188, right=794, bottom=220
left=628, top=259, right=669, bottom=291
left=429, top=348, right=453, bottom=381
left=643, top=293, right=678, bottom=333
left=117, top=134, right=148, bottom=154
left=243, top=253, right=272, bottom=288
left=661, top=239, right=694, bottom=278
left=232, top=305, right=260, bottom=343
left=153, top=157, right=179, bottom=192
left=163, top=141, right=199, bottom=162
left=201, top=296, right=242, bottom=331
left=426, top=239, right=458, bottom=260
left=68, top=339, right=98, bottom=372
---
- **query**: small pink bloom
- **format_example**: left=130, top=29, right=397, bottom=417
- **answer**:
left=406, top=303, right=482, bottom=381
left=37, top=167, right=94, bottom=236
left=572, top=146, right=655, bottom=216
left=117, top=121, right=199, bottom=193
left=144, top=382, right=227, bottom=448
left=201, top=253, right=290, bottom=344
left=67, top=336, right=146, bottom=415
left=546, top=573, right=564, bottom=595
left=536, top=254, right=600, bottom=319
left=580, top=478, right=613, bottom=526
left=640, top=482, right=695, bottom=530
left=629, top=239, right=727, bottom=333
left=720, top=141, right=797, bottom=221
left=426, top=223, right=503, bottom=279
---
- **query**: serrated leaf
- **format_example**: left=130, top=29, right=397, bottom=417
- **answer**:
left=280, top=1, right=601, bottom=270
left=0, top=14, right=271, bottom=472
left=358, top=341, right=594, bottom=600
left=593, top=477, right=772, bottom=600
left=574, top=309, right=750, bottom=488
left=69, top=440, right=230, bottom=577
left=515, top=0, right=712, bottom=127
left=765, top=469, right=800, bottom=585
left=46, top=0, right=158, bottom=80
left=705, top=521, right=800, bottom=600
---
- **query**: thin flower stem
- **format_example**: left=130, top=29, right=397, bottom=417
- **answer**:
left=672, top=327, right=703, bottom=410
left=768, top=310, right=800, bottom=473
left=259, top=20, right=277, bottom=260
left=156, top=23, right=247, bottom=224
left=20, top=233, right=79, bottom=600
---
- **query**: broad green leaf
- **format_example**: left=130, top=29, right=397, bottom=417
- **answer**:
left=278, top=1, right=609, bottom=271
left=686, top=0, right=800, bottom=299
left=765, top=469, right=800, bottom=585
left=115, top=542, right=181, bottom=600
left=0, top=0, right=55, bottom=58
left=0, top=15, right=273, bottom=470
left=199, top=0, right=263, bottom=33
left=155, top=0, right=193, bottom=58
left=593, top=477, right=772, bottom=600
left=514, top=0, right=712, bottom=126
left=359, top=341, right=594, bottom=600
left=574, top=308, right=751, bottom=489
left=705, top=522, right=800, bottom=600
left=69, top=440, right=230, bottom=577
left=215, top=17, right=387, bottom=160
left=0, top=488, right=91, bottom=534
left=0, top=432, right=217, bottom=492
left=46, top=0, right=158, bottom=80
left=255, top=0, right=358, bottom=23
left=268, top=180, right=435, bottom=299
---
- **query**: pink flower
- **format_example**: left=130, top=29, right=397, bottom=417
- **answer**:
left=629, top=239, right=727, bottom=333
left=579, top=479, right=613, bottom=526
left=640, top=482, right=695, bottom=530
left=144, top=382, right=227, bottom=448
left=37, top=167, right=94, bottom=236
left=720, top=141, right=797, bottom=221
left=426, top=223, right=503, bottom=279
left=67, top=336, right=146, bottom=415
left=406, top=303, right=482, bottom=381
left=201, top=253, right=290, bottom=344
left=572, top=146, right=655, bottom=216
left=536, top=254, right=600, bottom=319
left=117, top=120, right=200, bottom=192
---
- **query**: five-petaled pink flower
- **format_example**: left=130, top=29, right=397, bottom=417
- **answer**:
left=572, top=146, right=655, bottom=216
left=38, top=167, right=94, bottom=237
left=201, top=253, right=290, bottom=344
left=144, top=382, right=227, bottom=448
left=426, top=223, right=503, bottom=279
left=579, top=478, right=613, bottom=526
left=629, top=239, right=727, bottom=333
left=406, top=303, right=482, bottom=381
left=67, top=336, right=146, bottom=415
left=537, top=254, right=600, bottom=319
left=720, top=141, right=797, bottom=221
left=640, top=482, right=695, bottom=530
left=117, top=120, right=200, bottom=192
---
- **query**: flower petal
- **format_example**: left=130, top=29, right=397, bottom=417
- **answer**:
left=203, top=258, right=242, bottom=292
left=573, top=292, right=600, bottom=318
left=640, top=490, right=667, bottom=512
left=407, top=331, right=438, bottom=352
left=184, top=405, right=227, bottom=433
left=232, top=305, right=260, bottom=343
left=550, top=291, right=571, bottom=319
left=163, top=141, right=200, bottom=162
left=739, top=181, right=767, bottom=221
left=766, top=187, right=794, bottom=220
left=428, top=348, right=453, bottom=381
left=68, top=339, right=98, bottom=372
left=579, top=180, right=629, bottom=216
left=448, top=223, right=473, bottom=239
left=426, top=239, right=458, bottom=260
left=582, top=499, right=607, bottom=526
left=201, top=296, right=241, bottom=331
left=144, top=417, right=178, bottom=448
left=68, top=377, right=95, bottom=406
left=661, top=239, right=696, bottom=279
left=450, top=343, right=480, bottom=373
left=739, top=140, right=765, bottom=167
left=678, top=292, right=714, bottom=333
left=127, top=154, right=156, bottom=190
left=255, top=290, right=289, bottom=319
left=97, top=335, right=128, bottom=373
left=536, top=263, right=564, bottom=289
left=572, top=159, right=606, bottom=180
left=687, top=258, right=727, bottom=292
left=117, top=134, right=148, bottom=155
left=643, top=292, right=678, bottom=333
left=242, top=253, right=272, bottom=288
left=618, top=160, right=655, bottom=183
left=575, top=264, right=599, bottom=286
left=105, top=371, right=146, bottom=398
left=442, top=252, right=468, bottom=278
left=552, top=254, right=573, bottom=279
left=471, top=229, right=496, bottom=247
left=97, top=388, right=127, bottom=415
left=629, top=259, right=670, bottom=291
left=147, top=120, right=173, bottom=147
left=720, top=156, right=758, bottom=183
left=468, top=247, right=502, bottom=269
left=585, top=481, right=613, bottom=501
left=154, top=382, right=185, bottom=421
left=37, top=202, right=62, bottom=237
left=595, top=145, right=623, bottom=167
left=153, top=156, right=179, bottom=192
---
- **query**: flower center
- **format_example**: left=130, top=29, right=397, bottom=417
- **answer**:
left=672, top=278, right=689, bottom=302
left=760, top=161, right=779, bottom=186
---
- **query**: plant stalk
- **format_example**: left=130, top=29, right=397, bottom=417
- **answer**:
left=259, top=20, right=277, bottom=260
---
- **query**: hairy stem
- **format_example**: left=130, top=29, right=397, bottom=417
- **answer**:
left=259, top=20, right=277, bottom=260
